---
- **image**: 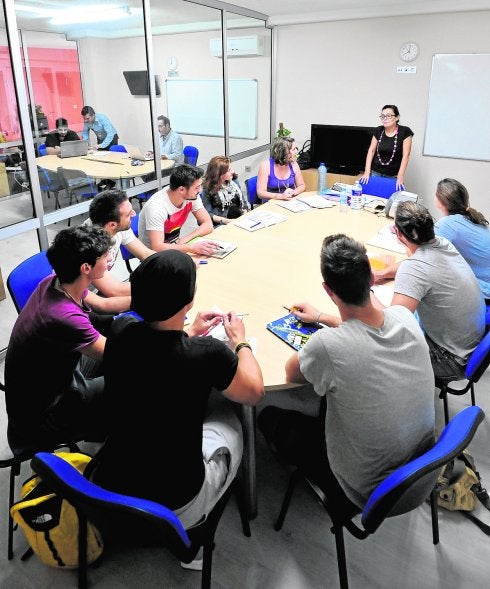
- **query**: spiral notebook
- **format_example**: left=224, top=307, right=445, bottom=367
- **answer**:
left=266, top=313, right=322, bottom=351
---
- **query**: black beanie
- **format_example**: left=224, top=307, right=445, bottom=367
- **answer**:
left=130, top=250, right=196, bottom=321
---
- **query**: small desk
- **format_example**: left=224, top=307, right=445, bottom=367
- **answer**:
left=190, top=196, right=403, bottom=517
left=37, top=153, right=174, bottom=183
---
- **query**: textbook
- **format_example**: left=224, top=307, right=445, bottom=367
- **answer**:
left=189, top=237, right=237, bottom=259
left=234, top=210, right=287, bottom=231
left=266, top=313, right=322, bottom=351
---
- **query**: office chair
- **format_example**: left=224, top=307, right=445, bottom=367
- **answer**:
left=7, top=250, right=53, bottom=313
left=57, top=167, right=98, bottom=207
left=30, top=451, right=251, bottom=589
left=435, top=329, right=490, bottom=425
left=273, top=405, right=485, bottom=589
left=244, top=175, right=259, bottom=209
left=119, top=213, right=140, bottom=273
left=359, top=175, right=397, bottom=199
left=109, top=145, right=127, bottom=153
left=183, top=145, right=199, bottom=166
left=38, top=166, right=64, bottom=209
left=38, top=143, right=47, bottom=156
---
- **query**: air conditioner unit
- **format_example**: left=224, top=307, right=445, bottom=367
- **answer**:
left=209, top=35, right=264, bottom=58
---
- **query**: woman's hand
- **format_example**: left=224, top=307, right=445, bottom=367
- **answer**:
left=396, top=176, right=405, bottom=191
left=359, top=173, right=370, bottom=184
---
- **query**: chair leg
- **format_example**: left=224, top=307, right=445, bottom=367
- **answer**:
left=470, top=383, right=476, bottom=406
left=430, top=489, right=440, bottom=545
left=77, top=509, right=88, bottom=589
left=332, top=524, right=349, bottom=589
left=274, top=469, right=302, bottom=531
left=201, top=542, right=213, bottom=589
left=8, top=464, right=19, bottom=560
left=233, top=480, right=251, bottom=537
left=439, top=389, right=450, bottom=425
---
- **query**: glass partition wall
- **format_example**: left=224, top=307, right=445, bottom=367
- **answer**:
left=0, top=0, right=272, bottom=352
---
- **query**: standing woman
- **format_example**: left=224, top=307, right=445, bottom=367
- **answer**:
left=201, top=156, right=250, bottom=227
left=257, top=136, right=306, bottom=201
left=434, top=178, right=490, bottom=301
left=360, top=105, right=413, bottom=190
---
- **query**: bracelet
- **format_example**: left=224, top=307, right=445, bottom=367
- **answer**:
left=235, top=341, right=252, bottom=354
left=316, top=312, right=322, bottom=323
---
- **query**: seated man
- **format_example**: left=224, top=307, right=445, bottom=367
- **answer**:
left=372, top=201, right=485, bottom=381
left=259, top=234, right=435, bottom=518
left=157, top=115, right=184, bottom=164
left=83, top=189, right=154, bottom=296
left=5, top=225, right=130, bottom=449
left=138, top=163, right=222, bottom=257
left=92, top=250, right=264, bottom=536
left=44, top=117, right=80, bottom=155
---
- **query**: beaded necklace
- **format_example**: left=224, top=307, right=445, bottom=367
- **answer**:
left=377, top=126, right=398, bottom=166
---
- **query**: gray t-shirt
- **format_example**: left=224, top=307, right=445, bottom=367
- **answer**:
left=394, top=237, right=485, bottom=361
left=298, top=305, right=435, bottom=508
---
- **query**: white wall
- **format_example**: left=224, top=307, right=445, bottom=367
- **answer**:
left=275, top=10, right=490, bottom=218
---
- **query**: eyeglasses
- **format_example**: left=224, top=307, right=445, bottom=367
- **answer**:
left=379, top=114, right=396, bottom=120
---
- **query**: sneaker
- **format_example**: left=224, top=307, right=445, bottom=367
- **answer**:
left=180, top=547, right=203, bottom=571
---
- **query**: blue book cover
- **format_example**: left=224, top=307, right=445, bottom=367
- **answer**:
left=266, top=313, right=322, bottom=351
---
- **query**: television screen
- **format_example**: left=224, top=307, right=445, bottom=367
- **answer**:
left=310, top=124, right=375, bottom=175
left=123, top=71, right=161, bottom=97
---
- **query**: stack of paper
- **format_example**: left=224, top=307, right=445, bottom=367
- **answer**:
left=366, top=224, right=406, bottom=254
left=234, top=209, right=287, bottom=231
left=275, top=199, right=310, bottom=212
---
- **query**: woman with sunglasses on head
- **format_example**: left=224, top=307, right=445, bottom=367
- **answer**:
left=360, top=105, right=413, bottom=191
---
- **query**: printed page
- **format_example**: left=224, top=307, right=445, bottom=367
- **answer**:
left=234, top=209, right=287, bottom=231
left=275, top=199, right=310, bottom=212
left=366, top=224, right=406, bottom=254
left=297, top=194, right=335, bottom=209
left=190, top=237, right=237, bottom=259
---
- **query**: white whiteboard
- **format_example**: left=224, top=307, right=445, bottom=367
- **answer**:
left=166, top=78, right=258, bottom=140
left=423, top=54, right=490, bottom=161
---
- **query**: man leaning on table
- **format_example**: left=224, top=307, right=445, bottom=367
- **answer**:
left=83, top=189, right=154, bottom=296
left=258, top=233, right=435, bottom=520
left=138, top=163, right=222, bottom=258
left=81, top=105, right=119, bottom=151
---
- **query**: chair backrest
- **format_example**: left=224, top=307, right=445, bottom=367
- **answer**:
left=361, top=176, right=397, bottom=199
left=109, top=145, right=127, bottom=153
left=30, top=452, right=192, bottom=558
left=38, top=166, right=63, bottom=192
left=466, top=329, right=490, bottom=383
left=362, top=405, right=485, bottom=534
left=57, top=167, right=97, bottom=197
left=120, top=214, right=139, bottom=264
left=183, top=145, right=199, bottom=166
left=245, top=175, right=259, bottom=207
left=38, top=143, right=47, bottom=156
left=7, top=251, right=54, bottom=313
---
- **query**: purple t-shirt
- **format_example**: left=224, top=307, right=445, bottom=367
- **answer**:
left=5, top=274, right=100, bottom=429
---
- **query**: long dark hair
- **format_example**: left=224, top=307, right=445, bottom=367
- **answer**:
left=436, top=178, right=488, bottom=227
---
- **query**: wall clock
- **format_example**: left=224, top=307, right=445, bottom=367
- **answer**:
left=400, top=42, right=419, bottom=62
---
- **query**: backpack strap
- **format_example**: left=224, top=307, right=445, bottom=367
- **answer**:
left=459, top=452, right=490, bottom=511
left=462, top=511, right=490, bottom=536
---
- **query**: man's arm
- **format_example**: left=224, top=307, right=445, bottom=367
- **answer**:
left=285, top=352, right=307, bottom=384
left=179, top=207, right=214, bottom=242
left=80, top=334, right=106, bottom=362
left=164, top=134, right=184, bottom=162
left=90, top=272, right=130, bottom=297
left=125, top=238, right=154, bottom=261
left=84, top=291, right=130, bottom=313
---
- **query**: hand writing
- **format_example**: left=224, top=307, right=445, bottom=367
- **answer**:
left=190, top=240, right=222, bottom=256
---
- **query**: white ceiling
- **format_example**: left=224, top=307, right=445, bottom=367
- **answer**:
left=9, top=0, right=490, bottom=39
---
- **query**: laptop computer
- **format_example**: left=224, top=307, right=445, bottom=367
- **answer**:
left=58, top=140, right=89, bottom=158
left=123, top=144, right=153, bottom=161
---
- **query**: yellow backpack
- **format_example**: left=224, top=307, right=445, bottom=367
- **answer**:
left=10, top=451, right=104, bottom=568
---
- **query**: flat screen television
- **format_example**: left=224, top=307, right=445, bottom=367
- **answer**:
left=310, top=124, right=375, bottom=175
left=123, top=70, right=161, bottom=97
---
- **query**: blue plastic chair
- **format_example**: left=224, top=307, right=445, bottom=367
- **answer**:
left=38, top=143, right=47, bottom=156
left=359, top=175, right=397, bottom=199
left=183, top=145, right=199, bottom=166
left=119, top=213, right=140, bottom=273
left=30, top=451, right=251, bottom=589
left=109, top=145, right=127, bottom=153
left=6, top=250, right=54, bottom=313
left=435, top=329, right=490, bottom=424
left=245, top=175, right=259, bottom=208
left=274, top=405, right=485, bottom=589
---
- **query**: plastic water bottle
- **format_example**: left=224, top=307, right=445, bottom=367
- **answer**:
left=351, top=180, right=363, bottom=210
left=318, top=162, right=327, bottom=195
left=339, top=186, right=349, bottom=213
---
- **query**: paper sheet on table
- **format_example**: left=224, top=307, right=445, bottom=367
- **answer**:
left=234, top=210, right=287, bottom=231
left=366, top=224, right=406, bottom=254
left=371, top=284, right=395, bottom=307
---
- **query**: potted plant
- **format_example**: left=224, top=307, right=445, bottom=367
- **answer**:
left=276, top=122, right=292, bottom=137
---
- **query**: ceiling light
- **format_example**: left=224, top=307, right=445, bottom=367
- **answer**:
left=49, top=5, right=132, bottom=26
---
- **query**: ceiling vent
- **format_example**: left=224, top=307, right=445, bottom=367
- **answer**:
left=209, top=35, right=264, bottom=58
